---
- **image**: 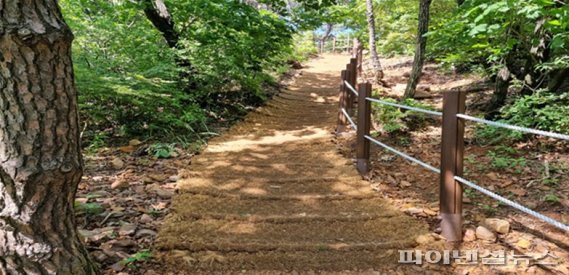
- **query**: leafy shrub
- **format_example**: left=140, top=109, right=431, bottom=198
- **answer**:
left=149, top=143, right=177, bottom=159
left=476, top=91, right=569, bottom=143
left=372, top=97, right=435, bottom=134
left=60, top=0, right=301, bottom=148
left=543, top=194, right=561, bottom=203
left=487, top=150, right=526, bottom=173
left=292, top=31, right=319, bottom=61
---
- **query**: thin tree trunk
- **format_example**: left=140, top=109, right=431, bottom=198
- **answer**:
left=319, top=23, right=333, bottom=54
left=366, top=0, right=384, bottom=81
left=486, top=67, right=511, bottom=119
left=0, top=1, right=99, bottom=274
left=143, top=0, right=197, bottom=89
left=404, top=0, right=432, bottom=99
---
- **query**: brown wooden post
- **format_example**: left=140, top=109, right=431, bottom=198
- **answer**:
left=345, top=63, right=354, bottom=115
left=356, top=82, right=372, bottom=175
left=348, top=58, right=358, bottom=112
left=440, top=90, right=467, bottom=242
left=350, top=58, right=358, bottom=85
left=337, top=70, right=349, bottom=134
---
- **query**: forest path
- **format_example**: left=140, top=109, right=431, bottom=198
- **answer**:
left=155, top=54, right=428, bottom=273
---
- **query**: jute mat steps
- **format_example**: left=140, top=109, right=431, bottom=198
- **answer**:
left=155, top=55, right=429, bottom=273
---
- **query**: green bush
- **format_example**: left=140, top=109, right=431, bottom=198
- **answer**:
left=291, top=31, right=319, bottom=61
left=372, top=97, right=435, bottom=134
left=476, top=91, right=569, bottom=143
left=60, top=0, right=304, bottom=148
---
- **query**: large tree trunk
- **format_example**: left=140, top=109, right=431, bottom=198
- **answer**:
left=365, top=0, right=384, bottom=81
left=0, top=1, right=99, bottom=274
left=404, top=0, right=432, bottom=99
left=143, top=0, right=197, bottom=89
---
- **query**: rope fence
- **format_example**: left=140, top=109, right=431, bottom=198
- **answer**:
left=366, top=97, right=443, bottom=117
left=341, top=108, right=357, bottom=130
left=457, top=114, right=569, bottom=141
left=365, top=135, right=440, bottom=174
left=454, top=176, right=569, bottom=232
left=336, top=55, right=569, bottom=242
left=344, top=81, right=359, bottom=97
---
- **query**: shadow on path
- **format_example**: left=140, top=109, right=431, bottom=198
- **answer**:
left=155, top=54, right=429, bottom=273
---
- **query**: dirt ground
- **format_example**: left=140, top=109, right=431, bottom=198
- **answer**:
left=152, top=54, right=438, bottom=274
left=76, top=54, right=568, bottom=274
left=338, top=56, right=569, bottom=274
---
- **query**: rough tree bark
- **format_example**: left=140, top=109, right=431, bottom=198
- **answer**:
left=142, top=0, right=197, bottom=89
left=365, top=0, right=384, bottom=81
left=404, top=0, right=432, bottom=99
left=142, top=0, right=179, bottom=48
left=0, top=1, right=99, bottom=274
left=486, top=67, right=511, bottom=119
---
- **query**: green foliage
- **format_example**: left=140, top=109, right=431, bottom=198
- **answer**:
left=61, top=0, right=177, bottom=76
left=464, top=188, right=479, bottom=199
left=486, top=150, right=526, bottom=173
left=171, top=1, right=294, bottom=97
left=149, top=143, right=177, bottom=159
left=60, top=0, right=309, bottom=147
left=430, top=0, right=569, bottom=74
left=476, top=91, right=569, bottom=143
left=61, top=0, right=204, bottom=145
left=121, top=250, right=153, bottom=266
left=292, top=31, right=319, bottom=61
left=326, top=0, right=456, bottom=56
left=501, top=92, right=569, bottom=134
left=75, top=202, right=105, bottom=216
left=371, top=97, right=435, bottom=133
left=481, top=204, right=497, bottom=215
left=543, top=194, right=561, bottom=203
left=76, top=70, right=206, bottom=144
left=484, top=145, right=527, bottom=173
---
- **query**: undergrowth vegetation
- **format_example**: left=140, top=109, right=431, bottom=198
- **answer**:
left=476, top=91, right=569, bottom=144
left=371, top=97, right=435, bottom=134
left=60, top=0, right=320, bottom=148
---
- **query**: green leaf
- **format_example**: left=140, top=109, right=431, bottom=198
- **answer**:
left=468, top=24, right=488, bottom=37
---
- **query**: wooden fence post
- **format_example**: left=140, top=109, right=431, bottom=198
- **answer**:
left=348, top=58, right=358, bottom=113
left=350, top=58, right=358, bottom=85
left=440, top=90, right=467, bottom=242
left=345, top=63, right=354, bottom=115
left=337, top=70, right=348, bottom=134
left=356, top=82, right=372, bottom=175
